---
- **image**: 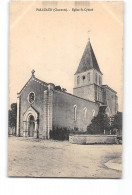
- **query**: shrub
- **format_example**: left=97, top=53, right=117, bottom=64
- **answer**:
left=8, top=103, right=17, bottom=135
left=87, top=110, right=110, bottom=135
left=111, top=112, right=122, bottom=133
left=50, top=127, right=71, bottom=140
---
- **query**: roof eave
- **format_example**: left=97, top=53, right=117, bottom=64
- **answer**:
left=74, top=68, right=103, bottom=75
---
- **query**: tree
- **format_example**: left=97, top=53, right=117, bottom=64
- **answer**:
left=87, top=110, right=110, bottom=134
left=8, top=103, right=17, bottom=135
left=55, top=85, right=61, bottom=91
left=111, top=112, right=122, bottom=135
left=55, top=85, right=67, bottom=92
left=61, top=88, right=67, bottom=92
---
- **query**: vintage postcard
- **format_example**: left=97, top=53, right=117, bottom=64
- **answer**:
left=8, top=1, right=123, bottom=178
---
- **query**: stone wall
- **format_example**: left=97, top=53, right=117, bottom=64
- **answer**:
left=73, top=84, right=95, bottom=102
left=69, top=134, right=118, bottom=144
left=19, top=77, right=47, bottom=137
left=74, top=70, right=94, bottom=88
left=102, top=85, right=118, bottom=116
left=52, top=90, right=99, bottom=132
left=73, top=69, right=103, bottom=102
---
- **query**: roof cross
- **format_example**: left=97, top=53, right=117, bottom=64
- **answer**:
left=87, top=30, right=91, bottom=41
left=31, top=69, right=35, bottom=76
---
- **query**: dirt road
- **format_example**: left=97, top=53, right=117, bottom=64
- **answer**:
left=8, top=137, right=122, bottom=178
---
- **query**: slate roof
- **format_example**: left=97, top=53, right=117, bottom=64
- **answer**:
left=75, top=40, right=102, bottom=75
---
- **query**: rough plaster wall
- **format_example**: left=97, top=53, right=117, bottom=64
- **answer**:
left=73, top=84, right=95, bottom=102
left=74, top=70, right=94, bottom=88
left=53, top=90, right=99, bottom=131
left=105, top=88, right=117, bottom=115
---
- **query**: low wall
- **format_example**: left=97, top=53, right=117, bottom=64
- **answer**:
left=69, top=134, right=118, bottom=144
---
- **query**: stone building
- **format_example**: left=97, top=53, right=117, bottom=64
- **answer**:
left=16, top=39, right=118, bottom=139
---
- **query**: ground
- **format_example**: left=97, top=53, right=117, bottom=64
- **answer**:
left=8, top=136, right=122, bottom=178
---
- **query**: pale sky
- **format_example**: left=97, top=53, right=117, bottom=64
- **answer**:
left=9, top=1, right=123, bottom=111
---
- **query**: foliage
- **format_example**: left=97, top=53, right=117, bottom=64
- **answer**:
left=8, top=103, right=17, bottom=134
left=50, top=127, right=70, bottom=140
left=87, top=110, right=110, bottom=134
left=50, top=112, right=122, bottom=139
left=61, top=88, right=67, bottom=92
left=111, top=112, right=122, bottom=131
left=50, top=126, right=92, bottom=140
left=55, top=85, right=67, bottom=92
left=55, top=85, right=61, bottom=91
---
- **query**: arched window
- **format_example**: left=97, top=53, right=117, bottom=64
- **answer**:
left=73, top=105, right=77, bottom=121
left=99, top=75, right=101, bottom=85
left=88, top=72, right=90, bottom=82
left=77, top=76, right=80, bottom=85
left=82, top=75, right=85, bottom=84
left=83, top=107, right=87, bottom=120
left=28, top=91, right=35, bottom=104
left=97, top=93, right=99, bottom=101
left=95, top=73, right=98, bottom=84
left=92, top=109, right=95, bottom=117
left=99, top=76, right=101, bottom=85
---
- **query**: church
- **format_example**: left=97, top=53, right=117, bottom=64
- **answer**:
left=16, top=39, right=118, bottom=139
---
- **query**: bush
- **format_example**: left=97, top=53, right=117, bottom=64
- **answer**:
left=87, top=110, right=110, bottom=135
left=50, top=126, right=88, bottom=140
left=111, top=112, right=122, bottom=134
left=8, top=103, right=17, bottom=135
left=50, top=127, right=71, bottom=140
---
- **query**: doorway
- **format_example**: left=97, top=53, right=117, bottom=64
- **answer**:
left=28, top=115, right=35, bottom=137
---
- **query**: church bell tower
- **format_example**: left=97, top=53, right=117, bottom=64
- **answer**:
left=73, top=39, right=103, bottom=103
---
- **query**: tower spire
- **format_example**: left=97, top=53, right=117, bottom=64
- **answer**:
left=73, top=39, right=103, bottom=102
left=75, top=39, right=102, bottom=75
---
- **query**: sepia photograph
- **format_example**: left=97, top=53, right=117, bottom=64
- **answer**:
left=8, top=1, right=123, bottom=178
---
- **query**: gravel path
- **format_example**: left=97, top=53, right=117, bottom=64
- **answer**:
left=8, top=137, right=122, bottom=178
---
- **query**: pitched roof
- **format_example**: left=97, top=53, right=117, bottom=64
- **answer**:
left=75, top=40, right=102, bottom=75
left=18, top=74, right=48, bottom=95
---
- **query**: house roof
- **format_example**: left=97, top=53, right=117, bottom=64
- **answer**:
left=75, top=39, right=102, bottom=75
